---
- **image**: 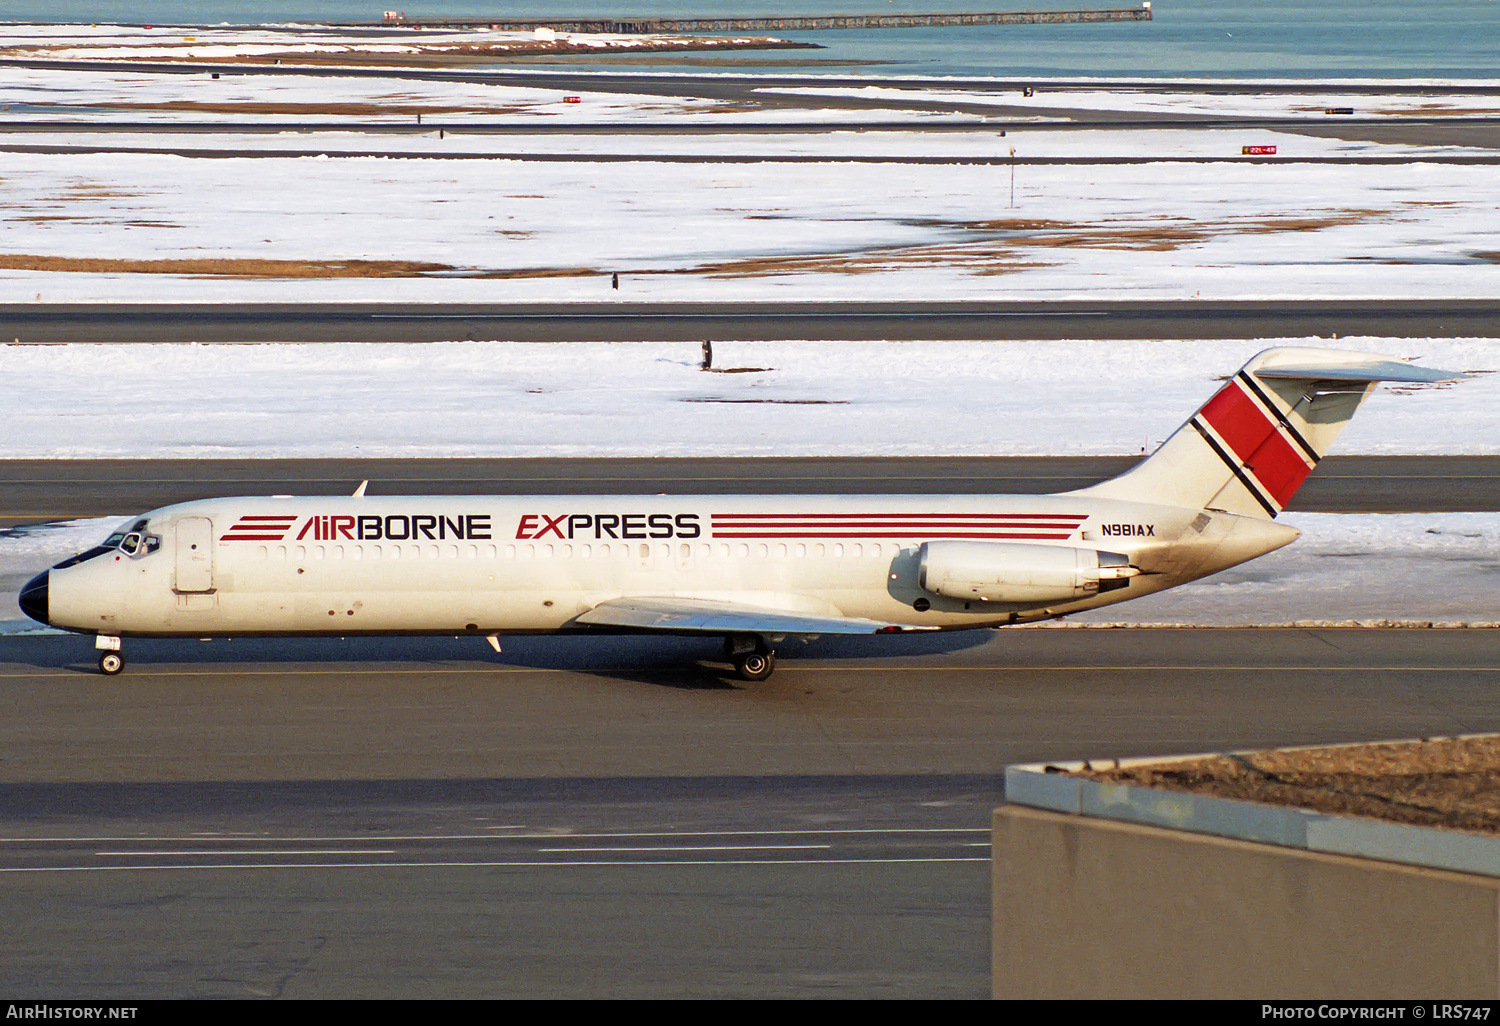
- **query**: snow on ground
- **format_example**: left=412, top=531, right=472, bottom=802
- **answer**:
left=3, top=512, right=1496, bottom=632
left=0, top=22, right=788, bottom=64
left=767, top=84, right=1500, bottom=120
left=0, top=338, right=1488, bottom=460
left=3, top=150, right=1499, bottom=304
left=0, top=66, right=823, bottom=124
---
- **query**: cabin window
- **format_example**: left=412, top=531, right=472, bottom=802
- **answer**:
left=850, top=543, right=862, bottom=558
left=256, top=545, right=268, bottom=560
left=505, top=544, right=516, bottom=558
left=833, top=543, right=844, bottom=558
left=795, top=543, right=806, bottom=558
left=698, top=543, right=711, bottom=559
left=815, top=543, right=825, bottom=557
left=776, top=543, right=787, bottom=558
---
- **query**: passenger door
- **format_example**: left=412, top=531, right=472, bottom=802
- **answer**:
left=175, top=517, right=216, bottom=593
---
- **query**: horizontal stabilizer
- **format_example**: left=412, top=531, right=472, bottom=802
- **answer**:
left=1253, top=355, right=1463, bottom=384
left=1072, top=346, right=1464, bottom=518
left=574, top=596, right=931, bottom=636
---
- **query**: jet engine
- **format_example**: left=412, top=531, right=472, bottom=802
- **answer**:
left=917, top=541, right=1139, bottom=603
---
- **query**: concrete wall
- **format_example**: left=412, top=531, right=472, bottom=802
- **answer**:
left=993, top=805, right=1500, bottom=999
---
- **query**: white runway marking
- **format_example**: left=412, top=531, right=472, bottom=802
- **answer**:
left=94, top=849, right=398, bottom=856
left=0, top=857, right=992, bottom=874
left=536, top=844, right=833, bottom=853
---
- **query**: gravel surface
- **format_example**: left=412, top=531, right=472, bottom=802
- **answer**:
left=1082, top=734, right=1500, bottom=836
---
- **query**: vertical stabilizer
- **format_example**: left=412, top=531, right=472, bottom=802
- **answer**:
left=1073, top=347, right=1459, bottom=517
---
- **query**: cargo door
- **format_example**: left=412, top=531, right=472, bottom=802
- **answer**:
left=175, top=517, right=216, bottom=593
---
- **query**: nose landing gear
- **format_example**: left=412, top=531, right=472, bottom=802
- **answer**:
left=95, top=635, right=124, bottom=676
left=724, top=635, right=776, bottom=682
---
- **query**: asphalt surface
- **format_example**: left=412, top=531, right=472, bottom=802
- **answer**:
left=0, top=627, right=1497, bottom=997
left=0, top=455, right=1495, bottom=528
left=7, top=299, right=1500, bottom=343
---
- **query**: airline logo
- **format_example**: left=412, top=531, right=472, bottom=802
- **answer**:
left=219, top=513, right=493, bottom=542
left=709, top=512, right=1086, bottom=540
left=219, top=514, right=299, bottom=542
left=1192, top=371, right=1320, bottom=515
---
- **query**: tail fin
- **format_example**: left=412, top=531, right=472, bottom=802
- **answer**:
left=1074, top=347, right=1459, bottom=517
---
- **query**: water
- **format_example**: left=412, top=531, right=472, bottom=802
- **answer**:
left=4, top=0, right=1499, bottom=79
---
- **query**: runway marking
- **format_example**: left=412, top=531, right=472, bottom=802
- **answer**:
left=372, top=311, right=1109, bottom=320
left=1, top=663, right=1496, bottom=681
left=537, top=844, right=832, bottom=853
left=0, top=828, right=991, bottom=843
left=0, top=856, right=992, bottom=874
left=94, top=849, right=398, bottom=856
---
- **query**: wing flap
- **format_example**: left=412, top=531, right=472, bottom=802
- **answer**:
left=573, top=597, right=930, bottom=636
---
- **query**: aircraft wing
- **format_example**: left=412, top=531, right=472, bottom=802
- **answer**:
left=573, top=596, right=933, bottom=636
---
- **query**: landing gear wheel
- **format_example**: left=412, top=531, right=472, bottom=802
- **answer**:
left=734, top=650, right=776, bottom=682
left=98, top=651, right=124, bottom=676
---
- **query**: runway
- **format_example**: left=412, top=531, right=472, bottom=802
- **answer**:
left=0, top=627, right=1496, bottom=996
left=0, top=455, right=1495, bottom=528
left=7, top=299, right=1500, bottom=343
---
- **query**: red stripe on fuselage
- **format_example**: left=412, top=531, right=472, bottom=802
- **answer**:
left=1198, top=381, right=1313, bottom=508
left=712, top=531, right=1076, bottom=540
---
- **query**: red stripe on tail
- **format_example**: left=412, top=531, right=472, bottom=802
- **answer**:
left=1199, top=381, right=1313, bottom=508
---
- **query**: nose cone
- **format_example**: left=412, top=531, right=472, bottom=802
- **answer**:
left=18, top=571, right=49, bottom=625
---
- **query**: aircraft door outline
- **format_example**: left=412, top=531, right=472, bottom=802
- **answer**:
left=174, top=517, right=216, bottom=593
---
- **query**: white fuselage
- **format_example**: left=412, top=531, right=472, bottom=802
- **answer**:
left=41, top=493, right=1299, bottom=638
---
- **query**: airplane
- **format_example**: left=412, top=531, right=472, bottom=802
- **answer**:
left=18, top=346, right=1458, bottom=680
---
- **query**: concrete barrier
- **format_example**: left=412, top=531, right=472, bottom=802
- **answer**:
left=995, top=752, right=1500, bottom=998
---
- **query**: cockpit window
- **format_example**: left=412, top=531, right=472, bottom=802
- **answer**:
left=117, top=528, right=161, bottom=558
left=52, top=519, right=160, bottom=569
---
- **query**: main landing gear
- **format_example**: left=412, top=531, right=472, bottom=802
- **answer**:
left=724, top=635, right=776, bottom=682
left=96, top=635, right=124, bottom=676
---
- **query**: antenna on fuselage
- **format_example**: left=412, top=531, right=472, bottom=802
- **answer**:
left=352, top=480, right=369, bottom=498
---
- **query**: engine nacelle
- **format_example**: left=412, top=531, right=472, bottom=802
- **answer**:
left=917, top=541, right=1139, bottom=604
